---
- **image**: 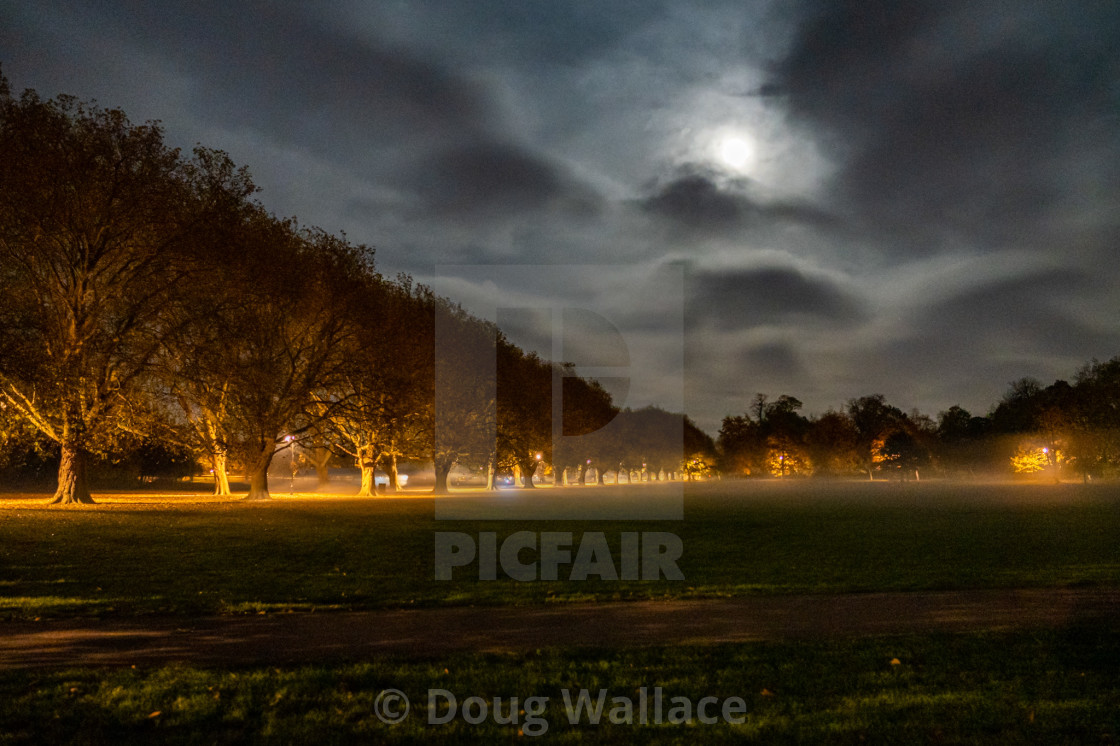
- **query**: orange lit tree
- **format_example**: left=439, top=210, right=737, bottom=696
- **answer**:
left=0, top=79, right=254, bottom=504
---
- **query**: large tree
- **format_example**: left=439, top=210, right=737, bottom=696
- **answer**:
left=553, top=372, right=618, bottom=485
left=431, top=300, right=498, bottom=494
left=847, top=394, right=905, bottom=480
left=496, top=343, right=553, bottom=487
left=322, top=276, right=433, bottom=496
left=0, top=81, right=253, bottom=503
left=216, top=219, right=369, bottom=500
left=805, top=410, right=860, bottom=477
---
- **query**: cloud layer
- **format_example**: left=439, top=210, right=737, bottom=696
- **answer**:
left=4, top=0, right=1118, bottom=432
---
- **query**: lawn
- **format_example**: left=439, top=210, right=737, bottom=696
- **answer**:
left=0, top=480, right=1117, bottom=620
left=2, top=480, right=1118, bottom=743
left=1, top=627, right=1117, bottom=743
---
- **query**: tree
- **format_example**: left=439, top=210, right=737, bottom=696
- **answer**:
left=682, top=415, right=718, bottom=479
left=1067, top=358, right=1120, bottom=480
left=553, top=372, right=617, bottom=485
left=762, top=395, right=811, bottom=477
left=323, top=276, right=432, bottom=496
left=989, top=378, right=1078, bottom=481
left=218, top=220, right=368, bottom=500
left=877, top=430, right=931, bottom=480
left=717, top=414, right=762, bottom=476
left=847, top=395, right=905, bottom=480
left=805, top=410, right=860, bottom=476
left=431, top=300, right=498, bottom=494
left=496, top=343, right=553, bottom=487
left=0, top=81, right=253, bottom=504
left=989, top=377, right=1045, bottom=433
left=615, top=406, right=688, bottom=482
left=718, top=394, right=810, bottom=478
left=935, top=405, right=991, bottom=476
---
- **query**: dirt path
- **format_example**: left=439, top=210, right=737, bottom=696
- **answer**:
left=2, top=588, right=1118, bottom=669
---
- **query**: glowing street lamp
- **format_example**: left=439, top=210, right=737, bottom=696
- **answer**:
left=283, top=435, right=296, bottom=496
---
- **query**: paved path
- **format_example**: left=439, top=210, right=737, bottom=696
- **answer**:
left=1, top=588, right=1118, bottom=669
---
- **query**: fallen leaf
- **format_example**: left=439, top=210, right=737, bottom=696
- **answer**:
left=148, top=711, right=161, bottom=719
left=890, top=658, right=902, bottom=666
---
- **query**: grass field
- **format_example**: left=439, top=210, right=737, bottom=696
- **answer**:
left=1, top=628, right=1117, bottom=743
left=1, top=480, right=1118, bottom=620
left=2, top=480, right=1118, bottom=743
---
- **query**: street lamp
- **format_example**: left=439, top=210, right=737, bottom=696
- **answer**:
left=284, top=435, right=296, bottom=496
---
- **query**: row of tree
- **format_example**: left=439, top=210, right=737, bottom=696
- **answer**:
left=717, top=358, right=1120, bottom=482
left=0, top=77, right=714, bottom=504
left=4, top=78, right=1114, bottom=502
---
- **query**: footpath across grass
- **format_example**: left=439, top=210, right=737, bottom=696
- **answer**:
left=1, top=481, right=1119, bottom=620
left=0, top=626, right=1117, bottom=744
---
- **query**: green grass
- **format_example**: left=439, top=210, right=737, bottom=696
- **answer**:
left=1, top=481, right=1119, bottom=620
left=1, top=626, right=1117, bottom=743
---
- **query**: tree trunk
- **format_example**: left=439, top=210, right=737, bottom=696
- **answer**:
left=388, top=452, right=401, bottom=492
left=50, top=441, right=94, bottom=505
left=518, top=458, right=538, bottom=488
left=211, top=450, right=231, bottom=496
left=597, top=468, right=606, bottom=485
left=355, top=445, right=381, bottom=497
left=486, top=457, right=497, bottom=490
left=578, top=463, right=588, bottom=486
left=244, top=446, right=275, bottom=500
left=358, top=464, right=376, bottom=496
left=312, top=446, right=331, bottom=488
left=433, top=456, right=454, bottom=495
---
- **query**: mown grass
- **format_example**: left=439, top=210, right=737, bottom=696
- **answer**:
left=1, top=481, right=1119, bottom=620
left=1, top=626, right=1117, bottom=744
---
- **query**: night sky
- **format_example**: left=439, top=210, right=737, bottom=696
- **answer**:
left=4, top=1, right=1119, bottom=433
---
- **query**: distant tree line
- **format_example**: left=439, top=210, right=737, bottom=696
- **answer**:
left=717, top=359, right=1120, bottom=482
left=0, top=75, right=713, bottom=503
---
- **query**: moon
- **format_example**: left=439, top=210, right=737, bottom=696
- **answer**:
left=717, top=135, right=755, bottom=171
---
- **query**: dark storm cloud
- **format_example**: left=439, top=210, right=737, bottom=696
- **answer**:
left=737, top=341, right=807, bottom=383
left=689, top=265, right=864, bottom=329
left=390, top=0, right=665, bottom=68
left=769, top=0, right=1120, bottom=255
left=917, top=268, right=1111, bottom=356
left=845, top=266, right=1120, bottom=411
left=637, top=168, right=841, bottom=235
left=10, top=0, right=495, bottom=154
left=412, top=141, right=601, bottom=217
